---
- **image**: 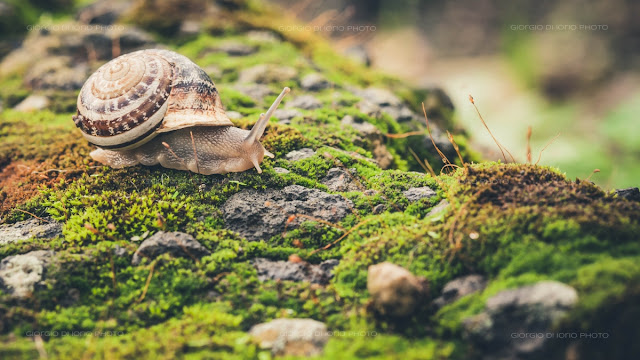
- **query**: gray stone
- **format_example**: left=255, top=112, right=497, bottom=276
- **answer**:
left=403, top=186, right=437, bottom=202
left=13, top=94, right=50, bottom=112
left=132, top=231, right=210, bottom=265
left=252, top=258, right=339, bottom=285
left=426, top=199, right=450, bottom=217
left=246, top=30, right=281, bottom=43
left=301, top=73, right=330, bottom=91
left=433, top=274, right=487, bottom=308
left=0, top=218, right=62, bottom=245
left=367, top=262, right=429, bottom=318
left=285, top=148, right=316, bottom=161
left=321, top=168, right=360, bottom=192
left=24, top=56, right=89, bottom=91
left=615, top=187, right=640, bottom=202
left=0, top=250, right=55, bottom=298
left=249, top=318, right=329, bottom=357
left=273, top=108, right=302, bottom=124
left=343, top=44, right=370, bottom=66
left=273, top=167, right=290, bottom=174
left=353, top=87, right=417, bottom=123
left=237, top=64, right=297, bottom=84
left=286, top=95, right=322, bottom=110
left=233, top=83, right=272, bottom=102
left=463, top=281, right=578, bottom=360
left=77, top=0, right=132, bottom=25
left=222, top=185, right=354, bottom=241
left=216, top=42, right=256, bottom=56
left=178, top=20, right=201, bottom=37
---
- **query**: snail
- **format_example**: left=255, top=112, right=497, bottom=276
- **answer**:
left=72, top=49, right=290, bottom=174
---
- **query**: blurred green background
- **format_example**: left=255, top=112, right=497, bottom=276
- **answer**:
left=273, top=0, right=640, bottom=189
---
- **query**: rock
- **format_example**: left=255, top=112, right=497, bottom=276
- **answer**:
left=237, top=64, right=297, bottom=84
left=76, top=0, right=132, bottom=25
left=301, top=73, right=330, bottom=91
left=321, top=168, right=360, bottom=192
left=0, top=250, right=55, bottom=298
left=433, top=274, right=487, bottom=308
left=615, top=187, right=640, bottom=202
left=132, top=231, right=210, bottom=265
left=0, top=218, right=62, bottom=245
left=343, top=44, right=371, bottom=66
left=463, top=281, right=578, bottom=359
left=222, top=185, right=354, bottom=241
left=178, top=20, right=201, bottom=37
left=24, top=57, right=89, bottom=91
left=252, top=258, right=339, bottom=285
left=272, top=108, right=302, bottom=124
left=367, top=262, right=429, bottom=318
left=246, top=30, right=281, bottom=43
left=13, top=94, right=50, bottom=112
left=403, top=186, right=437, bottom=202
left=341, top=115, right=394, bottom=169
left=363, top=189, right=378, bottom=196
left=113, top=245, right=128, bottom=257
left=249, top=318, right=329, bottom=357
left=354, top=87, right=415, bottom=123
left=0, top=23, right=154, bottom=87
left=285, top=148, right=316, bottom=161
left=426, top=199, right=450, bottom=217
left=273, top=167, right=290, bottom=174
left=209, top=42, right=257, bottom=56
left=233, top=83, right=272, bottom=102
left=286, top=95, right=322, bottom=110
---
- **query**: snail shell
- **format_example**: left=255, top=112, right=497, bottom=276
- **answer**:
left=72, top=49, right=290, bottom=174
left=73, top=49, right=233, bottom=150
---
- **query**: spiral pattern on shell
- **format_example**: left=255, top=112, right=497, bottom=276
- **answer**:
left=73, top=50, right=174, bottom=149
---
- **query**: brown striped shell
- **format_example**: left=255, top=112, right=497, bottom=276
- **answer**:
left=72, top=49, right=233, bottom=150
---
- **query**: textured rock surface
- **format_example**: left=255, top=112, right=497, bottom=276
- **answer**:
left=433, top=274, right=487, bottom=308
left=615, top=187, right=640, bottom=202
left=0, top=218, right=62, bottom=245
left=252, top=258, right=339, bottom=285
left=222, top=185, right=354, bottom=241
left=403, top=186, right=437, bottom=202
left=249, top=318, right=329, bottom=357
left=463, top=281, right=578, bottom=359
left=0, top=250, right=55, bottom=298
left=286, top=94, right=323, bottom=110
left=321, top=168, right=360, bottom=192
left=367, top=262, right=429, bottom=318
left=132, top=231, right=210, bottom=265
left=284, top=148, right=316, bottom=161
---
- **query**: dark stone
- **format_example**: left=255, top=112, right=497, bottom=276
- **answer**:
left=252, top=258, right=339, bottom=285
left=433, top=274, right=487, bottom=308
left=286, top=95, right=322, bottom=110
left=403, top=186, right=437, bottom=202
left=132, top=231, right=210, bottom=265
left=320, top=168, right=360, bottom=192
left=615, top=187, right=640, bottom=202
left=463, top=281, right=578, bottom=359
left=222, top=185, right=354, bottom=241
left=301, top=73, right=330, bottom=91
left=0, top=218, right=62, bottom=245
left=284, top=148, right=316, bottom=161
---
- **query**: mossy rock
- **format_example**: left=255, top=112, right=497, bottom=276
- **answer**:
left=0, top=1, right=638, bottom=359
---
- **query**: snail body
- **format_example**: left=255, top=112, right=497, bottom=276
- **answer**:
left=72, top=49, right=289, bottom=174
